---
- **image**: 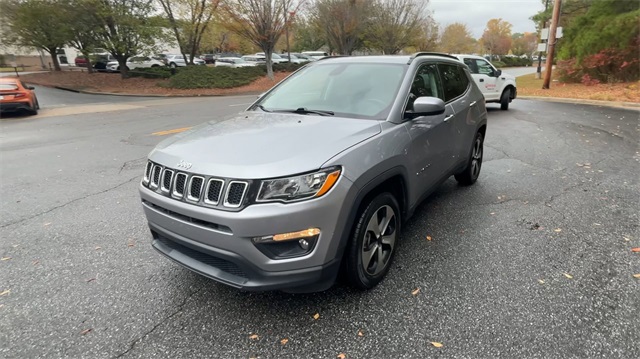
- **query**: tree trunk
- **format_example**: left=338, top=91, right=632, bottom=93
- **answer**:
left=265, top=50, right=274, bottom=80
left=81, top=50, right=94, bottom=74
left=47, top=48, right=61, bottom=71
left=118, top=57, right=129, bottom=78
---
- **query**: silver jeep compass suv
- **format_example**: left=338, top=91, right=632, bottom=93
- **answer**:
left=139, top=53, right=487, bottom=292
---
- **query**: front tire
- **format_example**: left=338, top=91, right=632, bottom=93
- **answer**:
left=455, top=131, right=484, bottom=185
left=500, top=89, right=510, bottom=110
left=170, top=63, right=177, bottom=69
left=345, top=192, right=400, bottom=290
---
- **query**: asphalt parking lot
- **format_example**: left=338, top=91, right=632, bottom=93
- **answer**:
left=1, top=87, right=639, bottom=358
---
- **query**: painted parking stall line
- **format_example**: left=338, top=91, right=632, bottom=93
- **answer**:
left=152, top=127, right=192, bottom=136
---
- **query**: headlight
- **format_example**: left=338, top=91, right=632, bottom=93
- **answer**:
left=256, top=167, right=341, bottom=203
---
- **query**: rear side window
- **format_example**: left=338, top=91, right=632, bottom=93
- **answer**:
left=0, top=83, right=19, bottom=90
left=438, top=64, right=469, bottom=102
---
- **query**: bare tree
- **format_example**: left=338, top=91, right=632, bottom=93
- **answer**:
left=312, top=0, right=369, bottom=55
left=220, top=0, right=300, bottom=80
left=414, top=16, right=439, bottom=52
left=157, top=0, right=220, bottom=65
left=365, top=0, right=430, bottom=54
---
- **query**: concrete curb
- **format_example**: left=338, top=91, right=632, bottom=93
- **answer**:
left=519, top=96, right=640, bottom=110
left=49, top=85, right=261, bottom=98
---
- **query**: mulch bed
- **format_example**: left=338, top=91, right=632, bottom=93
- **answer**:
left=19, top=71, right=290, bottom=96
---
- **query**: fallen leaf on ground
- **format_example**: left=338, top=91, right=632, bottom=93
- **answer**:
left=554, top=228, right=562, bottom=232
left=593, top=223, right=601, bottom=226
left=86, top=278, right=96, bottom=283
left=357, top=330, right=364, bottom=337
left=43, top=222, right=51, bottom=226
left=411, top=288, right=421, bottom=296
left=631, top=247, right=640, bottom=253
left=0, top=290, right=10, bottom=296
left=431, top=342, right=443, bottom=348
left=280, top=338, right=288, bottom=345
left=623, top=236, right=630, bottom=241
left=490, top=212, right=495, bottom=215
left=633, top=274, right=640, bottom=279
left=426, top=235, right=432, bottom=241
left=0, top=304, right=4, bottom=308
left=80, top=328, right=92, bottom=335
left=538, top=279, right=545, bottom=284
left=95, top=246, right=102, bottom=250
left=313, top=313, right=320, bottom=320
left=249, top=334, right=259, bottom=340
left=32, top=260, right=39, bottom=265
left=564, top=273, right=573, bottom=279
left=1, top=257, right=11, bottom=261
left=576, top=163, right=584, bottom=167
left=337, top=354, right=346, bottom=359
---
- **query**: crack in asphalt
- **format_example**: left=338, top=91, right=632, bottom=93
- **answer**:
left=112, top=285, right=205, bottom=359
left=484, top=144, right=511, bottom=159
left=118, top=156, right=147, bottom=174
left=0, top=175, right=140, bottom=229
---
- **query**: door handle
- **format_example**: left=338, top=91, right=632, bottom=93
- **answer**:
left=479, top=79, right=484, bottom=82
left=443, top=115, right=454, bottom=122
left=469, top=101, right=477, bottom=107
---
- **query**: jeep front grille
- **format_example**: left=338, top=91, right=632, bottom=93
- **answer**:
left=144, top=161, right=249, bottom=209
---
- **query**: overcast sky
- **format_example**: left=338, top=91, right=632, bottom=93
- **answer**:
left=429, top=0, right=545, bottom=38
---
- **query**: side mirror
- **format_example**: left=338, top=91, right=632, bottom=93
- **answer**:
left=409, top=97, right=446, bottom=117
left=495, top=69, right=502, bottom=77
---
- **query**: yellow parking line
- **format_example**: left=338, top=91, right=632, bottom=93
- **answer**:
left=152, top=127, right=192, bottom=136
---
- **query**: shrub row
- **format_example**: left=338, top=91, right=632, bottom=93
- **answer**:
left=500, top=57, right=533, bottom=67
left=556, top=44, right=639, bottom=84
left=128, top=66, right=173, bottom=79
left=167, top=65, right=267, bottom=89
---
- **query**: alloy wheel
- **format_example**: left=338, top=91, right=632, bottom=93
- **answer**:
left=361, top=205, right=397, bottom=276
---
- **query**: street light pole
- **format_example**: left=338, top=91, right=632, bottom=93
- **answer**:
left=543, top=0, right=562, bottom=89
left=536, top=0, right=550, bottom=79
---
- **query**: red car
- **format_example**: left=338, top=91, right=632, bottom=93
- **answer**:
left=74, top=56, right=89, bottom=67
left=0, top=78, right=39, bottom=116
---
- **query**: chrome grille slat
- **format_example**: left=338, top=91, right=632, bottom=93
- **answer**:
left=204, top=179, right=224, bottom=205
left=149, top=165, right=162, bottom=189
left=143, top=161, right=153, bottom=185
left=161, top=169, right=174, bottom=193
left=172, top=173, right=188, bottom=198
left=187, top=176, right=205, bottom=202
left=224, top=181, right=248, bottom=208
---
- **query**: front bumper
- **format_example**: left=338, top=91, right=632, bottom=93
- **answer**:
left=140, top=176, right=356, bottom=292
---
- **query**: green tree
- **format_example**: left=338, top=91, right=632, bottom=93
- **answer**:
left=364, top=0, right=430, bottom=54
left=93, top=0, right=167, bottom=78
left=291, top=18, right=326, bottom=52
left=413, top=17, right=439, bottom=52
left=312, top=0, right=371, bottom=55
left=438, top=23, right=476, bottom=54
left=158, top=0, right=220, bottom=65
left=0, top=0, right=73, bottom=71
left=511, top=32, right=537, bottom=56
left=220, top=0, right=301, bottom=80
left=66, top=0, right=105, bottom=73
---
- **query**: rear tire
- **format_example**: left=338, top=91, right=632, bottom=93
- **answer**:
left=345, top=192, right=400, bottom=290
left=500, top=89, right=510, bottom=110
left=455, top=131, right=484, bottom=185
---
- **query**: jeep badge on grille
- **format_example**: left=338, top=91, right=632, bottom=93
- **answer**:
left=177, top=160, right=192, bottom=170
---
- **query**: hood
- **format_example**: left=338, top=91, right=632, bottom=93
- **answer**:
left=149, top=111, right=381, bottom=179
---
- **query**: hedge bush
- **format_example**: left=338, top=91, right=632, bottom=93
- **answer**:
left=167, top=65, right=267, bottom=89
left=128, top=66, right=173, bottom=79
left=500, top=57, right=533, bottom=67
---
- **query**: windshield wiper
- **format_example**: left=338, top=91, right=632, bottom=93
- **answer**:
left=256, top=104, right=272, bottom=112
left=274, top=107, right=334, bottom=116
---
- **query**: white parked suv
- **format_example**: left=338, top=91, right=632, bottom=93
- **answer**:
left=105, top=55, right=165, bottom=72
left=452, top=54, right=517, bottom=110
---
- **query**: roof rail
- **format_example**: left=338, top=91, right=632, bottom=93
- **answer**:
left=316, top=55, right=350, bottom=61
left=407, top=52, right=459, bottom=64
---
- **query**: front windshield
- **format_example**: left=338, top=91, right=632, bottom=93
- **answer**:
left=255, top=62, right=407, bottom=119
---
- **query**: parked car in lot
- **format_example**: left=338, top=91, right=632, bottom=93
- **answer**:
left=453, top=54, right=517, bottom=110
left=200, top=54, right=216, bottom=64
left=241, top=55, right=267, bottom=66
left=0, top=77, right=39, bottom=116
left=91, top=53, right=116, bottom=71
left=139, top=53, right=487, bottom=293
left=289, top=53, right=314, bottom=63
left=106, top=55, right=166, bottom=72
left=165, top=54, right=206, bottom=68
left=277, top=53, right=308, bottom=64
left=256, top=52, right=288, bottom=63
left=301, top=51, right=329, bottom=60
left=74, top=56, right=89, bottom=67
left=214, top=57, right=256, bottom=68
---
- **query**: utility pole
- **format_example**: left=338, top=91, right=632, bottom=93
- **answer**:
left=536, top=0, right=550, bottom=79
left=543, top=0, right=562, bottom=89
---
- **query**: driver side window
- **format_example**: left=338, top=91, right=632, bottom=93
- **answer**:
left=476, top=59, right=495, bottom=76
left=407, top=63, right=443, bottom=110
